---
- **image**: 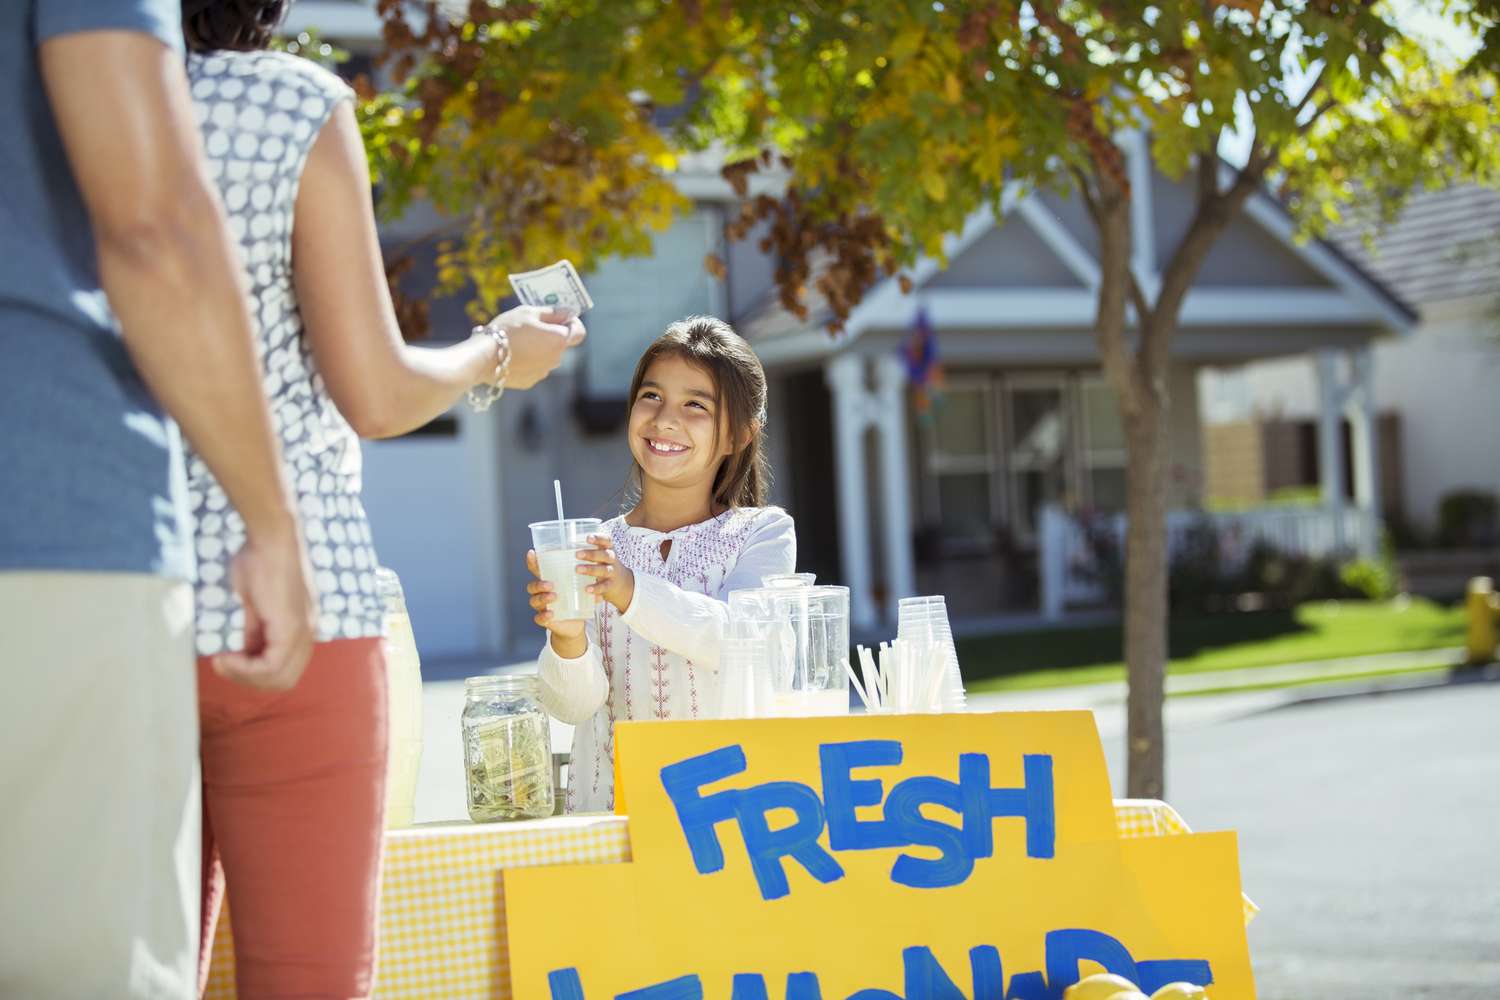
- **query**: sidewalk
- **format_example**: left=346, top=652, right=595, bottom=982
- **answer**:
left=966, top=646, right=1474, bottom=741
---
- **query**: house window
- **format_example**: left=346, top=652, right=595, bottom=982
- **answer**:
left=1080, top=377, right=1127, bottom=511
left=922, top=378, right=998, bottom=546
left=915, top=370, right=1130, bottom=550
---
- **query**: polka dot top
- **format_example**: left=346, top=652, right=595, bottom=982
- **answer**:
left=183, top=50, right=383, bottom=656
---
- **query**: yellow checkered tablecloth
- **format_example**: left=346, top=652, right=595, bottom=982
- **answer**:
left=204, top=800, right=1253, bottom=998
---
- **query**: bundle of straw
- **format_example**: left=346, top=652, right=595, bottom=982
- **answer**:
left=842, top=639, right=953, bottom=713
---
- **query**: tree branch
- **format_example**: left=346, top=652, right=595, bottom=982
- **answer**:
left=1288, top=63, right=1342, bottom=138
left=1226, top=145, right=1273, bottom=204
left=1196, top=150, right=1219, bottom=205
left=1127, top=270, right=1152, bottom=323
left=1297, top=96, right=1339, bottom=136
left=1091, top=169, right=1144, bottom=417
left=1144, top=147, right=1272, bottom=380
left=1069, top=164, right=1103, bottom=228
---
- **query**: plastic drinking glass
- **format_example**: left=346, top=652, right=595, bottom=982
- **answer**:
left=529, top=518, right=604, bottom=621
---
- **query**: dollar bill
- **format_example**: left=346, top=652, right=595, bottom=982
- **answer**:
left=507, top=259, right=594, bottom=316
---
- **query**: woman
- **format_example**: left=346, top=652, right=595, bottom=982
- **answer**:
left=180, top=2, right=584, bottom=995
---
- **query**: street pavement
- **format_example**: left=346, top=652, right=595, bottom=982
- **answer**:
left=1155, top=679, right=1500, bottom=999
left=412, top=667, right=1500, bottom=998
left=974, top=671, right=1500, bottom=997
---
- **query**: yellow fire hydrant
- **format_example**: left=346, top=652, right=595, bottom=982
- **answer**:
left=1465, top=577, right=1500, bottom=666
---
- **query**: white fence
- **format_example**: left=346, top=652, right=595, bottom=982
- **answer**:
left=1038, top=503, right=1381, bottom=619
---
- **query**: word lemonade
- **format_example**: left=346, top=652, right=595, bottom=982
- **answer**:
left=504, top=712, right=1256, bottom=1000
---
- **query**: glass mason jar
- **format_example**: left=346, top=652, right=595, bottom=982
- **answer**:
left=461, top=674, right=554, bottom=822
left=375, top=567, right=423, bottom=829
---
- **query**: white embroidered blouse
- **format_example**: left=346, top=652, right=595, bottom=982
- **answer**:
left=537, top=505, right=796, bottom=813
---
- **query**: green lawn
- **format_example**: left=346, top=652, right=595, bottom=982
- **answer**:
left=958, top=598, right=1466, bottom=693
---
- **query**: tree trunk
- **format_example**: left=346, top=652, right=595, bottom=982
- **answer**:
left=1082, top=165, right=1169, bottom=798
left=1123, top=384, right=1169, bottom=798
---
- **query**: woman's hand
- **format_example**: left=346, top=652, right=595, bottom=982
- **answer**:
left=577, top=534, right=635, bottom=614
left=490, top=306, right=587, bottom=390
left=526, top=549, right=586, bottom=655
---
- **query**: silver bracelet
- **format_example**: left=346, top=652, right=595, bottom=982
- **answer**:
left=467, top=323, right=512, bottom=412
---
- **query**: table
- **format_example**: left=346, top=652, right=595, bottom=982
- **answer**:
left=204, top=801, right=1256, bottom=999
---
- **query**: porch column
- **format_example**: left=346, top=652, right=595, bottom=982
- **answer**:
left=1316, top=349, right=1348, bottom=552
left=873, top=354, right=917, bottom=611
left=826, top=355, right=878, bottom=630
left=1346, top=346, right=1381, bottom=557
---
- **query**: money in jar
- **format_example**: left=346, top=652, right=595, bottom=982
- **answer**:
left=462, top=674, right=554, bottom=822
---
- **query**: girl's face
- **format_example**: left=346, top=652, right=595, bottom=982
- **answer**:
left=628, top=354, right=736, bottom=497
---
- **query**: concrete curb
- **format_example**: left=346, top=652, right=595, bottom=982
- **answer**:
left=1266, top=660, right=1500, bottom=713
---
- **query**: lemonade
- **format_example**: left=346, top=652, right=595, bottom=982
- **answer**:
left=530, top=518, right=604, bottom=622
left=535, top=546, right=596, bottom=621
left=766, top=688, right=849, bottom=717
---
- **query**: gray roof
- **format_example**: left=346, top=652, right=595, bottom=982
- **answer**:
left=1331, top=184, right=1500, bottom=307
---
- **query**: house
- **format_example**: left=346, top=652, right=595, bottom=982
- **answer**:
left=742, top=140, right=1414, bottom=628
left=282, top=3, right=1415, bottom=661
left=1199, top=184, right=1500, bottom=547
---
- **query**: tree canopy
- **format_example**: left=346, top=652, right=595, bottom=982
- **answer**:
left=363, top=1, right=1499, bottom=337
left=361, top=0, right=1500, bottom=797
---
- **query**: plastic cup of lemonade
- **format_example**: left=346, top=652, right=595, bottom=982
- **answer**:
left=529, top=518, right=604, bottom=621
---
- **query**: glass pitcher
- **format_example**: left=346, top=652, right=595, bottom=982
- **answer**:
left=727, top=574, right=850, bottom=717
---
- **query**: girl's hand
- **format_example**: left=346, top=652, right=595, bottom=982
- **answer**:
left=525, top=549, right=586, bottom=647
left=577, top=534, right=635, bottom=614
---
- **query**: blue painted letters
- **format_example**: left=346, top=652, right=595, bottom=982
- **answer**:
left=661, top=741, right=1056, bottom=899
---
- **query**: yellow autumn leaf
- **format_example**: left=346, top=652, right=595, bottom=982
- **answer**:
left=972, top=142, right=1004, bottom=183
left=921, top=168, right=947, bottom=202
left=944, top=72, right=962, bottom=104
left=890, top=26, right=925, bottom=62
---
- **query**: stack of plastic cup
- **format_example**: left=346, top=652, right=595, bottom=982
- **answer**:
left=895, top=595, right=967, bottom=711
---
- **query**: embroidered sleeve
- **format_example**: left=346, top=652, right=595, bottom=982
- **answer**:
left=618, top=509, right=797, bottom=670
left=537, top=629, right=609, bottom=725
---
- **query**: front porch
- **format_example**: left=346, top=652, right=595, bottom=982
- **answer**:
left=746, top=137, right=1413, bottom=629
left=788, top=344, right=1389, bottom=629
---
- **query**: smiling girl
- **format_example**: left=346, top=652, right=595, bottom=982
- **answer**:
left=526, top=316, right=795, bottom=812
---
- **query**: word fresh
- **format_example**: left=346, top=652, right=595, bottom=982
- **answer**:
left=660, top=739, right=1055, bottom=899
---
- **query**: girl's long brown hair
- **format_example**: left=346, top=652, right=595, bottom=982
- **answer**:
left=625, top=316, right=770, bottom=510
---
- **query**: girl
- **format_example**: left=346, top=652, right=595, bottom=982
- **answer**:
left=527, top=316, right=796, bottom=813
left=181, top=1, right=582, bottom=996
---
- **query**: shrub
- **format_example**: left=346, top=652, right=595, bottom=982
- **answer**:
left=1437, top=490, right=1499, bottom=547
left=1339, top=557, right=1398, bottom=601
left=1168, top=517, right=1236, bottom=613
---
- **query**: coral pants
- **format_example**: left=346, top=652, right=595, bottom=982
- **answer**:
left=197, top=637, right=388, bottom=999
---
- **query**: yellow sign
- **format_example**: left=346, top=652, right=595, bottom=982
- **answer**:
left=505, top=712, right=1255, bottom=999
